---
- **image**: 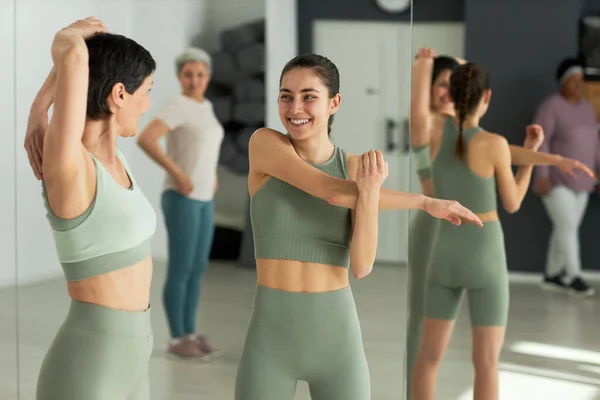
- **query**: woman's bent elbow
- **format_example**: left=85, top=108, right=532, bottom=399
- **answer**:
left=136, top=134, right=153, bottom=150
left=52, top=35, right=88, bottom=65
left=503, top=202, right=521, bottom=214
left=326, top=192, right=343, bottom=207
left=351, top=265, right=374, bottom=280
left=136, top=137, right=147, bottom=151
left=326, top=186, right=354, bottom=209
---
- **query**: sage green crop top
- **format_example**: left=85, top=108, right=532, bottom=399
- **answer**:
left=411, top=144, right=432, bottom=181
left=250, top=145, right=352, bottom=268
left=42, top=148, right=157, bottom=281
left=431, top=118, right=497, bottom=214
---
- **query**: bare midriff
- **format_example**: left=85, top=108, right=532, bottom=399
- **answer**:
left=67, top=256, right=153, bottom=311
left=256, top=259, right=349, bottom=293
left=477, top=209, right=499, bottom=223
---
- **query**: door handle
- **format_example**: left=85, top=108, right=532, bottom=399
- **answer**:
left=402, top=118, right=410, bottom=153
left=386, top=118, right=397, bottom=152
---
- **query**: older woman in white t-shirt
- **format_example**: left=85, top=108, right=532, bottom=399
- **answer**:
left=138, top=48, right=224, bottom=360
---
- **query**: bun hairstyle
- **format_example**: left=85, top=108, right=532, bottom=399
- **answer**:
left=279, top=53, right=340, bottom=136
left=449, top=62, right=490, bottom=160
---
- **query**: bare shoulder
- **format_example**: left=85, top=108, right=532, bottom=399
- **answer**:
left=248, top=128, right=288, bottom=168
left=346, top=152, right=360, bottom=180
left=475, top=131, right=508, bottom=147
left=247, top=128, right=291, bottom=193
left=478, top=131, right=510, bottom=160
left=249, top=127, right=288, bottom=149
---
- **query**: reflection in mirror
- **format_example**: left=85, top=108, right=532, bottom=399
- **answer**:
left=409, top=1, right=600, bottom=400
left=0, top=0, right=18, bottom=398
left=16, top=0, right=266, bottom=398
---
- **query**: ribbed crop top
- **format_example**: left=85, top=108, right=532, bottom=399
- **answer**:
left=250, top=146, right=352, bottom=268
left=42, top=148, right=157, bottom=281
left=431, top=118, right=498, bottom=214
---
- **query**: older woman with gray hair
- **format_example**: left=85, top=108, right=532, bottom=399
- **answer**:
left=138, top=47, right=224, bottom=360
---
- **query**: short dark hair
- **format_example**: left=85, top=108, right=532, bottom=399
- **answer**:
left=556, top=57, right=583, bottom=82
left=279, top=53, right=340, bottom=135
left=85, top=33, right=156, bottom=120
left=432, top=56, right=459, bottom=85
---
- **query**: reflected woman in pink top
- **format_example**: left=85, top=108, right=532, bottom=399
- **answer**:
left=534, top=57, right=599, bottom=296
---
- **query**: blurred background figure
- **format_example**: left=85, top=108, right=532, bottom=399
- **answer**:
left=137, top=47, right=224, bottom=360
left=534, top=57, right=598, bottom=296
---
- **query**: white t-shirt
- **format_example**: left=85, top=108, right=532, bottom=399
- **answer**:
left=157, top=94, right=224, bottom=201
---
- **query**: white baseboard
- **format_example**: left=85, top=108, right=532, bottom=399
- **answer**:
left=0, top=277, right=17, bottom=290
left=0, top=270, right=64, bottom=290
left=509, top=270, right=600, bottom=283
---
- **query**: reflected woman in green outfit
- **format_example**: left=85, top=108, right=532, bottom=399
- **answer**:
left=409, top=47, right=595, bottom=400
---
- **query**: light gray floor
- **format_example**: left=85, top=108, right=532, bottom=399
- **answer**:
left=1, top=261, right=599, bottom=400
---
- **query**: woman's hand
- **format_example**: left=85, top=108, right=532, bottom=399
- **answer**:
left=555, top=157, right=596, bottom=180
left=415, top=47, right=437, bottom=60
left=423, top=197, right=483, bottom=227
left=356, top=150, right=388, bottom=196
left=173, top=171, right=194, bottom=196
left=62, top=17, right=107, bottom=39
left=524, top=124, right=544, bottom=151
left=213, top=175, right=219, bottom=194
left=24, top=110, right=48, bottom=180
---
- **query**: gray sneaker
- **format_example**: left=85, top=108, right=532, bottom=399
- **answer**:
left=194, top=334, right=223, bottom=358
left=167, top=336, right=210, bottom=361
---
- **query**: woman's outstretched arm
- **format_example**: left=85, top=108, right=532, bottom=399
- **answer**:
left=509, top=144, right=560, bottom=166
left=249, top=128, right=482, bottom=226
left=508, top=125, right=595, bottom=179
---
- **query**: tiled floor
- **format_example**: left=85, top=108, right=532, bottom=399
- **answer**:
left=1, top=261, right=599, bottom=399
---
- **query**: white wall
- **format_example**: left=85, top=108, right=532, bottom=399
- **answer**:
left=0, top=0, right=16, bottom=288
left=266, top=0, right=298, bottom=131
left=13, top=0, right=264, bottom=287
left=200, top=0, right=266, bottom=53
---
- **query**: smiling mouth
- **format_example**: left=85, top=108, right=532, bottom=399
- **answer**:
left=289, top=118, right=311, bottom=126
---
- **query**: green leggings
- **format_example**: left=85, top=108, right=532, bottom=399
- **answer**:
left=36, top=300, right=153, bottom=400
left=234, top=285, right=370, bottom=400
left=406, top=210, right=440, bottom=400
left=426, top=220, right=509, bottom=327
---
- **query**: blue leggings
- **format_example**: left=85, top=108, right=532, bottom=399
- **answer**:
left=161, top=190, right=215, bottom=339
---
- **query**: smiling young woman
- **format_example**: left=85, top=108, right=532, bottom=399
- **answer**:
left=232, top=53, right=484, bottom=400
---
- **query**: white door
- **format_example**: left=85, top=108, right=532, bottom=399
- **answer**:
left=314, top=20, right=413, bottom=264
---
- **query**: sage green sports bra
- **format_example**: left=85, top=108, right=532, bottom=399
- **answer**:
left=431, top=118, right=497, bottom=214
left=42, top=148, right=157, bottom=281
left=250, top=144, right=352, bottom=268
